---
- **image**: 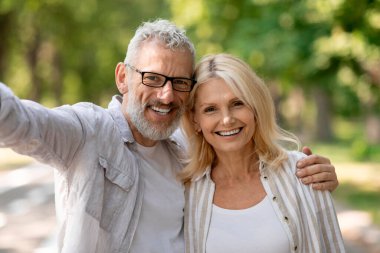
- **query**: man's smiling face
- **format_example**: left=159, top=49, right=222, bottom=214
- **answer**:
left=124, top=40, right=194, bottom=143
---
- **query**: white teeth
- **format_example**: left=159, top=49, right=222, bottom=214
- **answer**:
left=151, top=106, right=170, bottom=115
left=218, top=128, right=240, bottom=136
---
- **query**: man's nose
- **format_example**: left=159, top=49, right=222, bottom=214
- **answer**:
left=157, top=80, right=174, bottom=103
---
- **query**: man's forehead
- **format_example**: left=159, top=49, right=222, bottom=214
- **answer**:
left=135, top=41, right=194, bottom=75
left=138, top=40, right=192, bottom=58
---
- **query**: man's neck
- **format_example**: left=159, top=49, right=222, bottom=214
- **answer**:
left=130, top=127, right=157, bottom=147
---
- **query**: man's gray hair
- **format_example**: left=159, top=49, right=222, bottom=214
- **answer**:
left=124, top=19, right=196, bottom=65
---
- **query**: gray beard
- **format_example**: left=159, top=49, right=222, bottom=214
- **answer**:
left=126, top=93, right=184, bottom=141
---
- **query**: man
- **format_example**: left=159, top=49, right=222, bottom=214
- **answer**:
left=0, top=19, right=338, bottom=253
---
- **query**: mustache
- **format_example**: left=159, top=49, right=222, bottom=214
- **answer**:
left=146, top=99, right=180, bottom=110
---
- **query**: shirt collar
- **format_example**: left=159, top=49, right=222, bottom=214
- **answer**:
left=192, top=165, right=212, bottom=182
left=108, top=95, right=135, bottom=144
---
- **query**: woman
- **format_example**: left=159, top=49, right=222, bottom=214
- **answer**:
left=181, top=54, right=345, bottom=253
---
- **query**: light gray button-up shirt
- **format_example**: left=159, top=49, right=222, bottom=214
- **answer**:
left=0, top=82, right=187, bottom=253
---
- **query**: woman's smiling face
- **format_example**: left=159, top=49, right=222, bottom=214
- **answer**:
left=192, top=78, right=256, bottom=156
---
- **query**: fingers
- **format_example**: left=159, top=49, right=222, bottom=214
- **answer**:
left=311, top=180, right=339, bottom=191
left=297, top=170, right=334, bottom=184
left=296, top=154, right=331, bottom=169
left=301, top=146, right=312, bottom=156
left=296, top=163, right=339, bottom=192
left=296, top=164, right=336, bottom=184
left=296, top=163, right=335, bottom=178
left=297, top=172, right=339, bottom=192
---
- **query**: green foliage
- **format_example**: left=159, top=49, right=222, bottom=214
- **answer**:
left=169, top=0, right=380, bottom=142
left=310, top=117, right=380, bottom=163
left=0, top=0, right=170, bottom=105
left=0, top=0, right=379, bottom=140
left=333, top=182, right=380, bottom=226
left=351, top=138, right=372, bottom=161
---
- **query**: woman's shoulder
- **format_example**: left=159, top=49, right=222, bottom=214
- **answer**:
left=185, top=166, right=213, bottom=193
left=280, top=150, right=307, bottom=174
left=287, top=150, right=307, bottom=162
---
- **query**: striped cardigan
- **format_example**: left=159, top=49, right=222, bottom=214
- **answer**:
left=184, top=151, right=346, bottom=253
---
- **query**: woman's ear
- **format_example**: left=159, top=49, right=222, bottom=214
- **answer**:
left=191, top=111, right=201, bottom=133
left=115, top=62, right=128, bottom=94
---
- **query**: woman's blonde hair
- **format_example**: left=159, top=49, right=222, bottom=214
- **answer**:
left=180, top=53, right=300, bottom=183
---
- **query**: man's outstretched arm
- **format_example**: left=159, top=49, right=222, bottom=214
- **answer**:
left=296, top=146, right=338, bottom=192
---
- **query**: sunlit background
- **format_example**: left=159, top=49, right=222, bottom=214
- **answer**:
left=0, top=0, right=379, bottom=252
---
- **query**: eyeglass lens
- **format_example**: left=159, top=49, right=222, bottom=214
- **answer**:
left=142, top=72, right=192, bottom=91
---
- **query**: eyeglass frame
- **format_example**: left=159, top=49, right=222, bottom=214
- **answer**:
left=125, top=63, right=197, bottom=92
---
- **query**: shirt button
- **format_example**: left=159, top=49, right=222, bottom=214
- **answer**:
left=263, top=176, right=268, bottom=180
left=294, top=245, right=298, bottom=251
left=272, top=196, right=277, bottom=201
left=284, top=216, right=289, bottom=222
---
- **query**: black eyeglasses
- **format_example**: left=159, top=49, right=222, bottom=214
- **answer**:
left=125, top=63, right=196, bottom=92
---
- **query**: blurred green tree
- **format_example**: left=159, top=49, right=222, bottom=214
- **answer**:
left=1, top=0, right=379, bottom=144
left=0, top=0, right=170, bottom=105
left=169, top=0, right=380, bottom=142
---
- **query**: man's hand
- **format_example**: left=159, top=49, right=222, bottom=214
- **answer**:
left=296, top=146, right=339, bottom=191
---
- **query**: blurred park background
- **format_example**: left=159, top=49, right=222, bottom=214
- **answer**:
left=0, top=0, right=379, bottom=252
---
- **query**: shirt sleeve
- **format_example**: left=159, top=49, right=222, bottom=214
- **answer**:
left=0, top=82, right=85, bottom=170
left=311, top=188, right=346, bottom=252
left=286, top=151, right=346, bottom=252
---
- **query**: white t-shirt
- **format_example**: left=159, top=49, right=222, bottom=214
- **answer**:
left=129, top=142, right=185, bottom=253
left=206, top=196, right=290, bottom=253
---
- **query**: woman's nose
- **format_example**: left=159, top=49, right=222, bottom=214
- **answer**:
left=222, top=111, right=235, bottom=125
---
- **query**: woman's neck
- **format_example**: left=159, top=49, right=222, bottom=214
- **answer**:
left=211, top=151, right=260, bottom=181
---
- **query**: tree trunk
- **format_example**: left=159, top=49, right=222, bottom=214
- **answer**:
left=314, top=88, right=334, bottom=141
left=26, top=31, right=43, bottom=102
left=365, top=114, right=380, bottom=144
left=51, top=48, right=63, bottom=105
left=0, top=13, right=13, bottom=78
